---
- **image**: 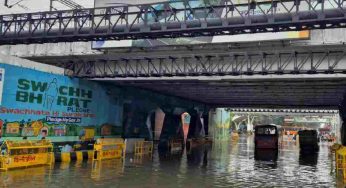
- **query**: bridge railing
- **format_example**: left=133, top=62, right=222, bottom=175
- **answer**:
left=1, top=0, right=346, bottom=44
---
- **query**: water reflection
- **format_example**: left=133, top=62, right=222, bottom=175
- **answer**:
left=91, top=159, right=124, bottom=181
left=0, top=165, right=52, bottom=187
left=187, top=146, right=210, bottom=168
left=0, top=137, right=338, bottom=187
left=254, top=149, right=278, bottom=168
left=299, top=150, right=318, bottom=166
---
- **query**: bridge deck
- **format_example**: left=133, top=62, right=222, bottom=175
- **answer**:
left=1, top=0, right=346, bottom=45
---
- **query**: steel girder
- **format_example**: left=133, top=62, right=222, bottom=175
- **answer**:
left=1, top=0, right=346, bottom=45
left=55, top=50, right=346, bottom=77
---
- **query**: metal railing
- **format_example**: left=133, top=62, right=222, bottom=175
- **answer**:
left=1, top=0, right=346, bottom=44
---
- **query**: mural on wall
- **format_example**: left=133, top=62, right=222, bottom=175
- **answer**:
left=0, top=119, right=3, bottom=137
left=181, top=112, right=191, bottom=143
left=0, top=68, right=4, bottom=105
left=0, top=63, right=122, bottom=138
left=209, top=108, right=231, bottom=141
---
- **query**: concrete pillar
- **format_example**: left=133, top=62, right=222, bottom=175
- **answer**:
left=187, top=108, right=203, bottom=139
left=202, top=113, right=209, bottom=136
left=158, top=106, right=184, bottom=151
left=154, top=108, right=165, bottom=141
left=122, top=102, right=152, bottom=140
left=208, top=108, right=230, bottom=141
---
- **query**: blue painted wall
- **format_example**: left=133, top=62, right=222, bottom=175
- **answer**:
left=0, top=63, right=122, bottom=138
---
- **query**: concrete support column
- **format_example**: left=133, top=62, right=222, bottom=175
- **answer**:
left=247, top=114, right=255, bottom=133
left=122, top=102, right=152, bottom=140
left=187, top=108, right=204, bottom=139
left=202, top=113, right=209, bottom=136
left=208, top=108, right=230, bottom=141
left=158, top=106, right=185, bottom=151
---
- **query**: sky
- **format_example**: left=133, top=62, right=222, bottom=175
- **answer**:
left=0, top=0, right=95, bottom=14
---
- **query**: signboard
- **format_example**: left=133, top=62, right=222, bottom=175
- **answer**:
left=0, top=68, right=4, bottom=105
left=92, top=0, right=309, bottom=49
left=0, top=63, right=122, bottom=138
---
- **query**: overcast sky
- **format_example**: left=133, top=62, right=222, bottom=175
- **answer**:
left=0, top=0, right=95, bottom=14
left=0, top=0, right=170, bottom=14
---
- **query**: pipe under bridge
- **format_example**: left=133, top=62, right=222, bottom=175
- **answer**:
left=1, top=0, right=346, bottom=45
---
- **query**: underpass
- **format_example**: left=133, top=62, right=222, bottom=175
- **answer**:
left=1, top=0, right=346, bottom=187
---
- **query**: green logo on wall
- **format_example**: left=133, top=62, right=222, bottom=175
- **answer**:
left=16, top=78, right=92, bottom=110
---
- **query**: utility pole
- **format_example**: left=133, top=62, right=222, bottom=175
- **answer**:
left=50, top=0, right=53, bottom=11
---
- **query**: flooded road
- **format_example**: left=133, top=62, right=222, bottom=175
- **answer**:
left=0, top=136, right=340, bottom=188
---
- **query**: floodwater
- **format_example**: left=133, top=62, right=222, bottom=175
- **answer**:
left=0, top=136, right=341, bottom=188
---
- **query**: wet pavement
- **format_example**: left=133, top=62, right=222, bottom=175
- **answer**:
left=0, top=136, right=341, bottom=188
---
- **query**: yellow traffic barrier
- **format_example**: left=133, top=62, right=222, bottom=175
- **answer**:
left=169, top=139, right=183, bottom=153
left=134, top=141, right=153, bottom=156
left=331, top=143, right=342, bottom=153
left=335, top=146, right=346, bottom=181
left=88, top=150, right=94, bottom=159
left=93, top=138, right=126, bottom=161
left=76, top=151, right=83, bottom=161
left=0, top=140, right=54, bottom=171
left=61, top=152, right=71, bottom=162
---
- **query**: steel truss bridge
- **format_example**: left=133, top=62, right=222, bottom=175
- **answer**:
left=1, top=0, right=346, bottom=45
left=48, top=47, right=346, bottom=78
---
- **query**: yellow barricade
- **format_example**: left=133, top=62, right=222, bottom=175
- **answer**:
left=331, top=143, right=342, bottom=153
left=61, top=152, right=71, bottom=162
left=169, top=139, right=183, bottom=153
left=134, top=141, right=153, bottom=156
left=76, top=151, right=83, bottom=161
left=336, top=146, right=346, bottom=181
left=0, top=140, right=54, bottom=171
left=93, top=138, right=126, bottom=161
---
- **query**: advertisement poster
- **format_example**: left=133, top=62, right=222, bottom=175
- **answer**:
left=0, top=63, right=122, bottom=138
left=0, top=68, right=4, bottom=105
left=92, top=0, right=309, bottom=49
